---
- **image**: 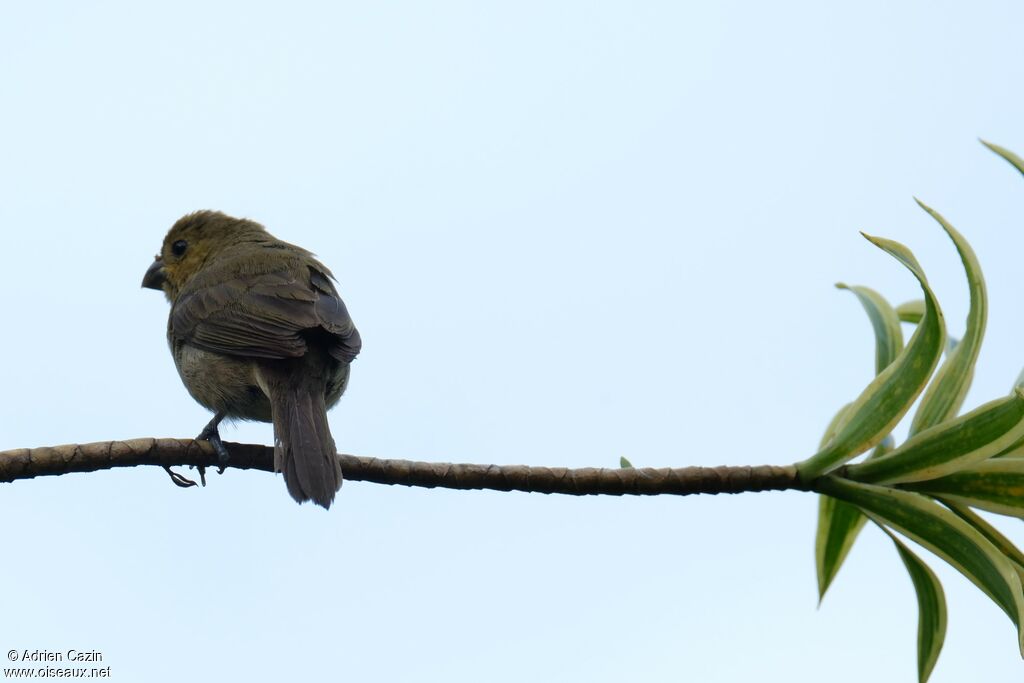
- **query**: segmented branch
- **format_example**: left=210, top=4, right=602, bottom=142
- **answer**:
left=0, top=439, right=809, bottom=496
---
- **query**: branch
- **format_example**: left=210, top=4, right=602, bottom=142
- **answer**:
left=0, top=439, right=810, bottom=496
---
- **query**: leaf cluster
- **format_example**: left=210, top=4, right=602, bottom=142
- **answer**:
left=799, top=141, right=1024, bottom=682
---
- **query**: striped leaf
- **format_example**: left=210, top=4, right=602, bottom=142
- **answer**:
left=909, top=201, right=987, bottom=435
left=816, top=285, right=903, bottom=600
left=797, top=236, right=946, bottom=480
left=836, top=284, right=904, bottom=374
left=982, top=139, right=1024, bottom=177
left=882, top=528, right=947, bottom=683
left=946, top=503, right=1024, bottom=571
left=846, top=389, right=1024, bottom=484
left=897, top=300, right=926, bottom=324
left=817, top=476, right=1024, bottom=655
left=817, top=492, right=867, bottom=600
left=902, top=458, right=1024, bottom=518
left=816, top=402, right=863, bottom=599
left=897, top=302, right=961, bottom=357
left=998, top=434, right=1024, bottom=457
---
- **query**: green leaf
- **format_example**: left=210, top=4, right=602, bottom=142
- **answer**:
left=797, top=235, right=946, bottom=481
left=836, top=284, right=904, bottom=374
left=816, top=402, right=864, bottom=599
left=815, top=285, right=903, bottom=600
left=820, top=403, right=852, bottom=446
left=982, top=139, right=1024, bottom=178
left=946, top=503, right=1024, bottom=571
left=944, top=502, right=1024, bottom=601
left=881, top=527, right=947, bottom=683
left=816, top=495, right=867, bottom=600
left=845, top=389, right=1024, bottom=484
left=897, top=299, right=926, bottom=324
left=909, top=201, right=987, bottom=435
left=902, top=458, right=1024, bottom=518
left=895, top=302, right=960, bottom=358
left=817, top=476, right=1024, bottom=655
left=815, top=433, right=896, bottom=599
left=619, top=456, right=633, bottom=469
left=999, top=435, right=1024, bottom=457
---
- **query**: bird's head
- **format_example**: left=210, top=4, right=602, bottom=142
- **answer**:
left=142, top=210, right=267, bottom=301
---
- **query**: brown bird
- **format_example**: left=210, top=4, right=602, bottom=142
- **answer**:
left=142, top=211, right=361, bottom=508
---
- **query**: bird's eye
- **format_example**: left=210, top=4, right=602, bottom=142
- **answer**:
left=171, top=240, right=188, bottom=257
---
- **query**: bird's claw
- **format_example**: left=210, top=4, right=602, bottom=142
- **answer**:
left=163, top=465, right=198, bottom=488
left=190, top=464, right=209, bottom=487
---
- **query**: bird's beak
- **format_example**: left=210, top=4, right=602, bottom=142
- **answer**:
left=142, top=258, right=167, bottom=290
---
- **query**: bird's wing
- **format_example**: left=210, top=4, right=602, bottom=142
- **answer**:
left=171, top=264, right=361, bottom=362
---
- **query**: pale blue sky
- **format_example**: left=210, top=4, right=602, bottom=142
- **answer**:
left=2, top=2, right=1024, bottom=681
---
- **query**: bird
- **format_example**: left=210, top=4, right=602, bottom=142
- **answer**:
left=142, top=210, right=361, bottom=509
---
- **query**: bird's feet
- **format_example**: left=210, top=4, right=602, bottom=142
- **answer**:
left=197, top=414, right=231, bottom=474
left=160, top=412, right=229, bottom=490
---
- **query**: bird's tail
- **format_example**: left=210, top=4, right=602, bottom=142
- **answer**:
left=260, top=360, right=343, bottom=509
